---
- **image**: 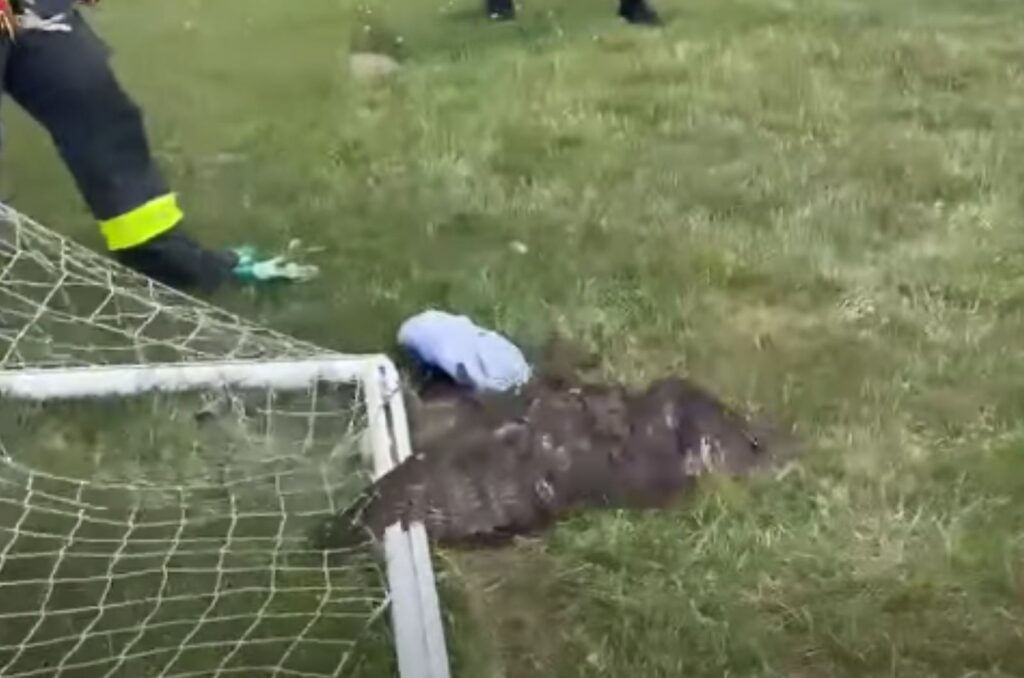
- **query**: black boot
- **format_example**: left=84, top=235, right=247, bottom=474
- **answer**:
left=115, top=225, right=239, bottom=293
left=486, top=0, right=515, bottom=21
left=619, top=0, right=662, bottom=25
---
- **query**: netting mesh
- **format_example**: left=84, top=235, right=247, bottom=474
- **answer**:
left=0, top=201, right=322, bottom=370
left=0, top=203, right=399, bottom=677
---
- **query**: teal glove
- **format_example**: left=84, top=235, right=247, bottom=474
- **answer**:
left=231, top=241, right=320, bottom=284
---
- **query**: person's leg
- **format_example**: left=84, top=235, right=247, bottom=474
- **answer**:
left=3, top=9, right=236, bottom=292
left=0, top=22, right=9, bottom=157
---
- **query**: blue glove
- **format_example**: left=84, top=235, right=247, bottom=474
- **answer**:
left=398, top=310, right=531, bottom=392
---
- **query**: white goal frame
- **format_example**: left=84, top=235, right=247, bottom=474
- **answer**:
left=0, top=354, right=451, bottom=678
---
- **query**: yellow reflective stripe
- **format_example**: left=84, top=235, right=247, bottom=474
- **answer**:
left=99, top=193, right=183, bottom=251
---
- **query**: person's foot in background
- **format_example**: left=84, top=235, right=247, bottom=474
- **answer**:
left=619, top=0, right=662, bottom=25
left=486, top=0, right=516, bottom=21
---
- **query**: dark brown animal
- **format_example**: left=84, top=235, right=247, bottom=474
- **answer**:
left=311, top=376, right=779, bottom=550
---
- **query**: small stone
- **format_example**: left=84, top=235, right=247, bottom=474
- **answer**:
left=348, top=52, right=401, bottom=81
left=510, top=241, right=529, bottom=255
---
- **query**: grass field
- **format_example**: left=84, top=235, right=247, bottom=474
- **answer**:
left=3, top=0, right=1024, bottom=675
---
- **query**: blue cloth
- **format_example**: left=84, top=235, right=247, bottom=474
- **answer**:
left=397, top=310, right=531, bottom=392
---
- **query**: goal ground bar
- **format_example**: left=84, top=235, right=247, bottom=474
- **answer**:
left=0, top=357, right=375, bottom=401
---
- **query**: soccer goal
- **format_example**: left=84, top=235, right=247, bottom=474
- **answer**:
left=0, top=201, right=450, bottom=678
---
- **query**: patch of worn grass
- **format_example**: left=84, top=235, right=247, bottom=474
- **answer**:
left=3, top=0, right=1024, bottom=675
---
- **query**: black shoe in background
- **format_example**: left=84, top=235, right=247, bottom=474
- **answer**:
left=619, top=0, right=662, bottom=25
left=486, top=0, right=515, bottom=21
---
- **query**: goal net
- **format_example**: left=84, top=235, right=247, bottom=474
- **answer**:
left=0, top=202, right=449, bottom=678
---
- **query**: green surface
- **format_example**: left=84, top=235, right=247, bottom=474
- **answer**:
left=2, top=0, right=1024, bottom=675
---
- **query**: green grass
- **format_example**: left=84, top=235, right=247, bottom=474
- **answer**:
left=4, top=0, right=1024, bottom=675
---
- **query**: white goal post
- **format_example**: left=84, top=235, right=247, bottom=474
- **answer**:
left=0, top=356, right=450, bottom=678
left=0, top=201, right=451, bottom=678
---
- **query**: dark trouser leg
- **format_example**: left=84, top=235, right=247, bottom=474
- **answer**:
left=3, top=12, right=236, bottom=291
left=0, top=39, right=8, bottom=157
